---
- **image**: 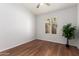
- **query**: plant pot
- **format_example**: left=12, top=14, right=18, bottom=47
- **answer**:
left=66, top=44, right=69, bottom=48
left=66, top=38, right=69, bottom=48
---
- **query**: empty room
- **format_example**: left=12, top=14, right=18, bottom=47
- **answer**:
left=0, top=3, right=79, bottom=56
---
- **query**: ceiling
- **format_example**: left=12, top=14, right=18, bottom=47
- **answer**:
left=24, top=3, right=77, bottom=15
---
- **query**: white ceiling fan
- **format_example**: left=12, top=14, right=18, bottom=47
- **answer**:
left=36, top=3, right=50, bottom=8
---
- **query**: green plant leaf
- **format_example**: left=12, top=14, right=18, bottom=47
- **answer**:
left=62, top=23, right=76, bottom=39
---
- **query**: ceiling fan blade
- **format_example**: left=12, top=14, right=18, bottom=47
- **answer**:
left=37, top=3, right=40, bottom=8
left=45, top=3, right=50, bottom=6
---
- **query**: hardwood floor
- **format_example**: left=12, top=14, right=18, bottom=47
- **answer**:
left=0, top=39, right=79, bottom=56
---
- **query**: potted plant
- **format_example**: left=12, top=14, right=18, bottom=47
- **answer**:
left=62, top=23, right=76, bottom=47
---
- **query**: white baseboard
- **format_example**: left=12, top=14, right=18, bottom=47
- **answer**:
left=0, top=39, right=34, bottom=52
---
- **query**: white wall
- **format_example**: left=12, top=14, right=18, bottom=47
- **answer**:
left=36, top=6, right=77, bottom=45
left=0, top=4, right=35, bottom=51
left=75, top=4, right=79, bottom=48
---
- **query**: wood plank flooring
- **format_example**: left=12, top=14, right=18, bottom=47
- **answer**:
left=0, top=39, right=79, bottom=56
